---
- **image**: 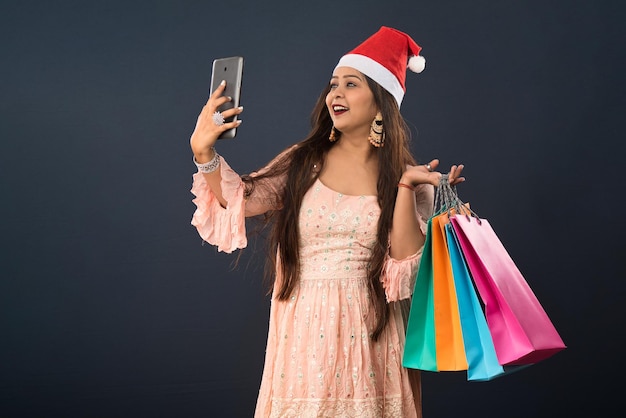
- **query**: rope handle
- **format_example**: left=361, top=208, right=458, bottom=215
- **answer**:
left=434, top=175, right=480, bottom=222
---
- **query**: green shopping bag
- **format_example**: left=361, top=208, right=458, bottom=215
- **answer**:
left=402, top=218, right=437, bottom=371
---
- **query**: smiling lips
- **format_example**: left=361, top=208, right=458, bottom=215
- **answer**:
left=332, top=105, right=348, bottom=116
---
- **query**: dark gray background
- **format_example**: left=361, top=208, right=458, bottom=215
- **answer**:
left=1, top=1, right=624, bottom=417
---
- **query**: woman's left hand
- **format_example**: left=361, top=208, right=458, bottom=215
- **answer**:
left=400, top=159, right=465, bottom=187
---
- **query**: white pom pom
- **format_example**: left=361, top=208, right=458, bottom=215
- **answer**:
left=408, top=55, right=425, bottom=73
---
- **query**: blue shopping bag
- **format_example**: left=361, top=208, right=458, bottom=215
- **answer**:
left=446, top=223, right=506, bottom=381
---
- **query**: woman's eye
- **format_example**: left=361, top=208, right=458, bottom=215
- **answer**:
left=347, top=82, right=356, bottom=87
left=329, top=83, right=338, bottom=89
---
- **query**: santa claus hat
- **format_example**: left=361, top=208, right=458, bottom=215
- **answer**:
left=334, top=26, right=425, bottom=108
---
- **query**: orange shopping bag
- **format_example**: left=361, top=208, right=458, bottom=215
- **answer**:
left=431, top=211, right=468, bottom=371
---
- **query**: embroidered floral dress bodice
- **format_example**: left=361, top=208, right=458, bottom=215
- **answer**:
left=299, top=178, right=379, bottom=280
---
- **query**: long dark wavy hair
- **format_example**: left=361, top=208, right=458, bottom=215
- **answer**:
left=242, top=75, right=417, bottom=341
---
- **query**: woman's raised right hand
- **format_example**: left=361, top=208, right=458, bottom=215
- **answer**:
left=189, top=80, right=244, bottom=162
left=400, top=159, right=465, bottom=187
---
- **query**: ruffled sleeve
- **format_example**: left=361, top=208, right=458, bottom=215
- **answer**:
left=380, top=182, right=434, bottom=302
left=190, top=156, right=247, bottom=253
left=381, top=248, right=423, bottom=302
left=190, top=149, right=289, bottom=253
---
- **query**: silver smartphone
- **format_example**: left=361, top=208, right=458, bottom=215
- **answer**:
left=210, top=56, right=244, bottom=139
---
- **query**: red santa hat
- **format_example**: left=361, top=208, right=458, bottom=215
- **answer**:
left=334, top=26, right=425, bottom=108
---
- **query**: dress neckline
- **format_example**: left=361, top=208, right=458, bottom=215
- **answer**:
left=315, top=178, right=378, bottom=198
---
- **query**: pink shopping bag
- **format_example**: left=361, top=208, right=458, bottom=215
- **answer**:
left=449, top=214, right=566, bottom=365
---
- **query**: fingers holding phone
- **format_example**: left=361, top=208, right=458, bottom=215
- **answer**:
left=208, top=80, right=244, bottom=130
left=190, top=83, right=243, bottom=159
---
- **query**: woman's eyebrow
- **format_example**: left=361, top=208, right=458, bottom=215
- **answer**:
left=330, top=74, right=363, bottom=81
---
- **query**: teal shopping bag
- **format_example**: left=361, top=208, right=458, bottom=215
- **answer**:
left=403, top=219, right=437, bottom=371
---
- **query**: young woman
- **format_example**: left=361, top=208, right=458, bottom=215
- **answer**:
left=190, top=26, right=464, bottom=417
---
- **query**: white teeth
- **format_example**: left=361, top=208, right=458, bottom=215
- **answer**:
left=333, top=105, right=348, bottom=111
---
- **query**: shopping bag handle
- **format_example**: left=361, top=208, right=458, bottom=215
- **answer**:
left=435, top=175, right=481, bottom=224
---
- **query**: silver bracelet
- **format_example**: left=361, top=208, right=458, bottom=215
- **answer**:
left=193, top=149, right=220, bottom=173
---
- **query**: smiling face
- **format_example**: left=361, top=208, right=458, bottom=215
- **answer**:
left=325, top=66, right=379, bottom=137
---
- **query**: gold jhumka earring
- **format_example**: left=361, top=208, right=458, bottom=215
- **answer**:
left=368, top=112, right=384, bottom=147
left=329, top=126, right=338, bottom=142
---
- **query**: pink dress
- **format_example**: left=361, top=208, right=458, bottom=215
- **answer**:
left=191, top=157, right=433, bottom=417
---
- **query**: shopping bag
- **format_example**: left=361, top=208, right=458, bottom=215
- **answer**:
left=450, top=214, right=567, bottom=365
left=445, top=223, right=506, bottom=380
left=403, top=219, right=437, bottom=371
left=431, top=212, right=467, bottom=371
left=403, top=189, right=469, bottom=372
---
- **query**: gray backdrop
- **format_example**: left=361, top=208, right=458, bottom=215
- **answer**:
left=1, top=0, right=624, bottom=417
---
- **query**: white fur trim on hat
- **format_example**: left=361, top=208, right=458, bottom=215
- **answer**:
left=335, top=54, right=405, bottom=108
